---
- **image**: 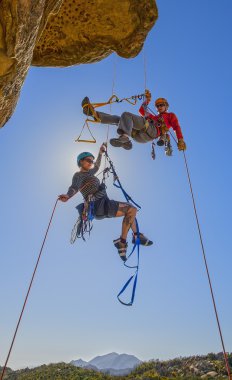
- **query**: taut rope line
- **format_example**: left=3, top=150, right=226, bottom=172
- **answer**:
left=169, top=130, right=231, bottom=380
left=0, top=199, right=59, bottom=380
left=182, top=150, right=231, bottom=380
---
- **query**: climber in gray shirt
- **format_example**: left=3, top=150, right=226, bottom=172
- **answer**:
left=58, top=144, right=153, bottom=261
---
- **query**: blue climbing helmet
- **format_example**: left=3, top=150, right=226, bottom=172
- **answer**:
left=77, top=152, right=95, bottom=167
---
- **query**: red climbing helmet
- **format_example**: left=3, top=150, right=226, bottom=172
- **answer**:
left=155, top=97, right=169, bottom=109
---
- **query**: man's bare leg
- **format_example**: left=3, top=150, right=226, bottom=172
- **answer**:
left=115, top=203, right=137, bottom=239
left=113, top=204, right=137, bottom=261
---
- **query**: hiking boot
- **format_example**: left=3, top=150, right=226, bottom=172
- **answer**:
left=110, top=135, right=132, bottom=150
left=113, top=238, right=128, bottom=262
left=81, top=96, right=98, bottom=120
left=132, top=233, right=153, bottom=246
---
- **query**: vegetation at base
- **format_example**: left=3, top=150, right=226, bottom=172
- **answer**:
left=1, top=363, right=112, bottom=380
left=1, top=352, right=231, bottom=380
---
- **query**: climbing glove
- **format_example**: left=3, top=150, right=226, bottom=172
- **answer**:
left=177, top=138, right=187, bottom=151
left=145, top=89, right=151, bottom=102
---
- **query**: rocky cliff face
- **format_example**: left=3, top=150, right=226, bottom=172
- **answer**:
left=0, top=0, right=158, bottom=129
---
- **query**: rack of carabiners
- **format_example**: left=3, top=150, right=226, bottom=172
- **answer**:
left=75, top=93, right=145, bottom=144
left=70, top=198, right=95, bottom=243
left=146, top=106, right=173, bottom=160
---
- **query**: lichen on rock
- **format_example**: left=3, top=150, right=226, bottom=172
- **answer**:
left=33, top=0, right=158, bottom=66
left=0, top=0, right=158, bottom=129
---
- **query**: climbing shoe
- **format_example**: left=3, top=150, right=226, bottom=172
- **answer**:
left=132, top=233, right=153, bottom=246
left=113, top=238, right=128, bottom=262
left=110, top=135, right=132, bottom=150
left=81, top=96, right=99, bottom=121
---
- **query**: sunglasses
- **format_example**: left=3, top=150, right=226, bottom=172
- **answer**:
left=84, top=158, right=94, bottom=164
left=156, top=103, right=166, bottom=108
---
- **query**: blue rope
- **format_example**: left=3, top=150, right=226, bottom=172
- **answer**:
left=78, top=151, right=141, bottom=306
left=113, top=183, right=141, bottom=209
left=105, top=151, right=141, bottom=210
left=117, top=272, right=138, bottom=306
left=117, top=219, right=140, bottom=306
left=105, top=151, right=141, bottom=306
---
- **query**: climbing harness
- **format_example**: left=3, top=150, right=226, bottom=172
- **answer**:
left=75, top=93, right=145, bottom=143
left=70, top=179, right=107, bottom=243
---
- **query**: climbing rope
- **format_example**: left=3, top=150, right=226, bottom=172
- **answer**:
left=143, top=48, right=147, bottom=91
left=167, top=131, right=231, bottom=380
left=104, top=54, right=117, bottom=170
left=0, top=199, right=59, bottom=380
left=141, top=98, right=231, bottom=376
left=182, top=151, right=231, bottom=380
left=107, top=54, right=117, bottom=143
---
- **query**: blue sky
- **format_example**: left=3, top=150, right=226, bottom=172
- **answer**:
left=1, top=0, right=232, bottom=370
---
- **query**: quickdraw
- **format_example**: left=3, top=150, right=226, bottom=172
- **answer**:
left=164, top=134, right=173, bottom=156
left=146, top=108, right=173, bottom=159
left=151, top=142, right=156, bottom=160
left=75, top=93, right=145, bottom=143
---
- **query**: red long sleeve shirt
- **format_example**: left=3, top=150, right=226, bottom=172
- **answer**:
left=139, top=103, right=183, bottom=140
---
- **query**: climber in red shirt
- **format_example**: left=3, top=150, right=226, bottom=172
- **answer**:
left=139, top=91, right=186, bottom=150
left=81, top=91, right=186, bottom=151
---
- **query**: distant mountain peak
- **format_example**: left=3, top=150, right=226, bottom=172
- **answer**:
left=71, top=352, right=141, bottom=375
